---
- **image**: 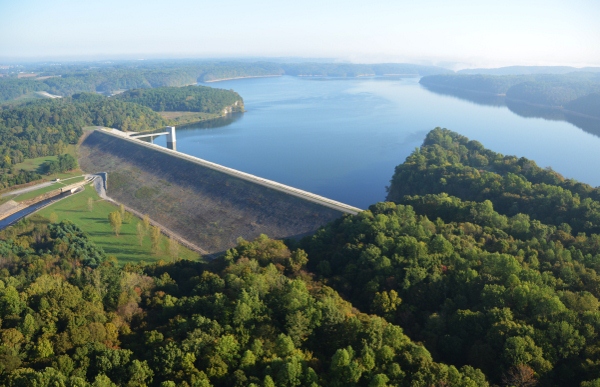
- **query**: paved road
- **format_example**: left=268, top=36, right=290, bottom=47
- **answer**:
left=2, top=181, right=54, bottom=197
left=1, top=175, right=85, bottom=198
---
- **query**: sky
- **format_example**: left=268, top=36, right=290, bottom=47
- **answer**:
left=0, top=0, right=599, bottom=68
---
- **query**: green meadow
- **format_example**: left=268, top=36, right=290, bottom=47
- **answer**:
left=34, top=185, right=201, bottom=265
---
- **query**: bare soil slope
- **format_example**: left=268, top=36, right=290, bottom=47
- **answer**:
left=79, top=131, right=345, bottom=254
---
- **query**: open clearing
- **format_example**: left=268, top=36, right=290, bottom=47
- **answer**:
left=10, top=144, right=83, bottom=182
left=34, top=185, right=201, bottom=265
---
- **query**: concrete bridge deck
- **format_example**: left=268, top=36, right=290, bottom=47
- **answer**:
left=101, top=128, right=362, bottom=215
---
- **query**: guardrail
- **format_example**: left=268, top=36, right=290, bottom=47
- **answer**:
left=99, top=129, right=363, bottom=215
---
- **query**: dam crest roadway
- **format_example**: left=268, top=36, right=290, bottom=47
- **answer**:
left=101, top=127, right=362, bottom=215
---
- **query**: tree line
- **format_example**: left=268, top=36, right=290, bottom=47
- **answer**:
left=0, top=60, right=452, bottom=101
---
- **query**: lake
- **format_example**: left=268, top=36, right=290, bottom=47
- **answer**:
left=151, top=76, right=600, bottom=209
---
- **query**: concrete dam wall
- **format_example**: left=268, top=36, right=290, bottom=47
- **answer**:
left=79, top=130, right=359, bottom=255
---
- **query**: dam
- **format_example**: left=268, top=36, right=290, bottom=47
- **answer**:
left=79, top=128, right=362, bottom=255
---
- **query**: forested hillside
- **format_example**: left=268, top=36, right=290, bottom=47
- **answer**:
left=3, top=124, right=600, bottom=386
left=114, top=86, right=244, bottom=114
left=387, top=128, right=600, bottom=234
left=0, top=94, right=166, bottom=189
left=293, top=128, right=600, bottom=386
left=0, top=60, right=451, bottom=102
left=419, top=73, right=600, bottom=118
left=302, top=198, right=600, bottom=386
left=0, top=218, right=486, bottom=386
left=0, top=93, right=165, bottom=159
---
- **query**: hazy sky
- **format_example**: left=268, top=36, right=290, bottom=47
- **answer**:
left=1, top=0, right=598, bottom=68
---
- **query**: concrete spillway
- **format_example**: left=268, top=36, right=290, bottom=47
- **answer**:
left=79, top=129, right=361, bottom=255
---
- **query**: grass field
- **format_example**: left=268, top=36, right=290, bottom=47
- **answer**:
left=34, top=185, right=201, bottom=265
left=12, top=176, right=86, bottom=202
left=11, top=144, right=83, bottom=182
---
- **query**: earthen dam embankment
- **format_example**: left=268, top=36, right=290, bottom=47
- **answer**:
left=79, top=130, right=360, bottom=255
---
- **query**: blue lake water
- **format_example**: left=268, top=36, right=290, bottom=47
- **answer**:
left=151, top=76, right=600, bottom=209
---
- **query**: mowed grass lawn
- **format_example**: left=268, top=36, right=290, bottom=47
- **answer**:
left=35, top=185, right=201, bottom=265
left=11, top=144, right=83, bottom=181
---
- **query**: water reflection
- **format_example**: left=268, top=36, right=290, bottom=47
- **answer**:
left=419, top=84, right=506, bottom=107
left=421, top=84, right=600, bottom=136
left=177, top=112, right=243, bottom=131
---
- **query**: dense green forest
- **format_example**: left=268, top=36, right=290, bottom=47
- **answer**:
left=293, top=128, right=600, bottom=386
left=0, top=94, right=166, bottom=189
left=419, top=73, right=600, bottom=118
left=300, top=196, right=600, bottom=386
left=387, top=128, right=600, bottom=234
left=0, top=93, right=165, bottom=157
left=114, top=86, right=244, bottom=114
left=2, top=126, right=600, bottom=385
left=41, top=154, right=78, bottom=175
left=0, top=219, right=486, bottom=386
left=0, top=60, right=451, bottom=101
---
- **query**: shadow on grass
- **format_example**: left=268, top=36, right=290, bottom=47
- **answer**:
left=101, top=246, right=153, bottom=256
left=92, top=231, right=123, bottom=237
left=79, top=217, right=111, bottom=224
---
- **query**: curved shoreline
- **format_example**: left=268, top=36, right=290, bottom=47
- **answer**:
left=203, top=74, right=282, bottom=83
left=420, top=82, right=600, bottom=120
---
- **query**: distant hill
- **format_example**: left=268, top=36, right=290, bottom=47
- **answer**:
left=281, top=62, right=451, bottom=77
left=420, top=73, right=600, bottom=118
left=458, top=65, right=600, bottom=75
left=0, top=60, right=452, bottom=102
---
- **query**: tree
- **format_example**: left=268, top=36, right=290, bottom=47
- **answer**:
left=501, top=365, right=537, bottom=387
left=168, top=236, right=180, bottom=260
left=136, top=222, right=145, bottom=246
left=108, top=211, right=122, bottom=236
left=150, top=226, right=161, bottom=253
left=143, top=214, right=150, bottom=231
left=49, top=212, right=58, bottom=223
left=120, top=204, right=125, bottom=217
